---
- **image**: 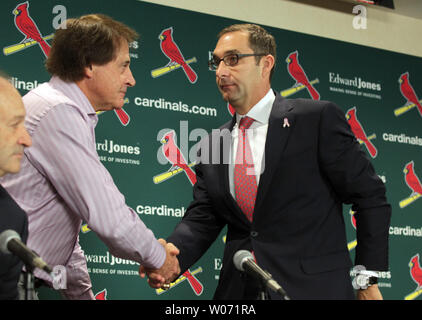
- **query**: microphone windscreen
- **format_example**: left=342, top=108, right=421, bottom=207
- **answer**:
left=0, top=229, right=21, bottom=254
left=233, top=250, right=254, bottom=272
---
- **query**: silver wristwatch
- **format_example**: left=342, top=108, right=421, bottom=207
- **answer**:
left=354, top=273, right=378, bottom=290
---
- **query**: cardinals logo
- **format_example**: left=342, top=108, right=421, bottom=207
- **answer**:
left=5, top=2, right=131, bottom=126
left=155, top=266, right=204, bottom=296
left=95, top=288, right=108, bottom=300
left=399, top=161, right=422, bottom=208
left=394, top=72, right=422, bottom=118
left=227, top=103, right=235, bottom=117
left=405, top=254, right=422, bottom=300
left=284, top=51, right=320, bottom=100
left=347, top=209, right=357, bottom=251
left=3, top=1, right=53, bottom=57
left=153, top=130, right=197, bottom=185
left=151, top=27, right=198, bottom=84
left=96, top=97, right=131, bottom=126
left=346, top=107, right=377, bottom=158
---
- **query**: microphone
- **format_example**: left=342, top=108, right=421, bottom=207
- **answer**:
left=0, top=229, right=52, bottom=274
left=233, top=250, right=290, bottom=300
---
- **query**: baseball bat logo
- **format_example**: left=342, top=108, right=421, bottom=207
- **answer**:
left=95, top=288, right=108, bottom=300
left=96, top=98, right=131, bottom=126
left=285, top=50, right=320, bottom=100
left=400, top=161, right=422, bottom=208
left=395, top=72, right=422, bottom=118
left=346, top=107, right=377, bottom=158
left=155, top=267, right=204, bottom=295
left=151, top=27, right=198, bottom=83
left=154, top=130, right=197, bottom=185
left=3, top=1, right=52, bottom=57
left=405, top=254, right=422, bottom=300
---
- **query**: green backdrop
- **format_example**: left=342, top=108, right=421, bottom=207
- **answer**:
left=1, top=0, right=421, bottom=300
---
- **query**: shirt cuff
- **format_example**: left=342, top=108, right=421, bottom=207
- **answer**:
left=358, top=270, right=380, bottom=277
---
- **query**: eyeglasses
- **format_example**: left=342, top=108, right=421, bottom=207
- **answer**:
left=208, top=53, right=266, bottom=71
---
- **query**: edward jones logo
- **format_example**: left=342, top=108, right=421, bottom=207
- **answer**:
left=328, top=72, right=382, bottom=100
left=96, top=139, right=140, bottom=155
left=95, top=139, right=141, bottom=166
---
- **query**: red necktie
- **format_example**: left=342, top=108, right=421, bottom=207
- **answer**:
left=234, top=116, right=257, bottom=222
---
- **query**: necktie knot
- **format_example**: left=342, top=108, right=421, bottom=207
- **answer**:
left=239, top=116, right=254, bottom=130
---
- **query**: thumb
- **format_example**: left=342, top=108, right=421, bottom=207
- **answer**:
left=166, top=242, right=180, bottom=256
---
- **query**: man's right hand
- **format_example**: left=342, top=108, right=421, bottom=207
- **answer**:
left=139, top=239, right=180, bottom=288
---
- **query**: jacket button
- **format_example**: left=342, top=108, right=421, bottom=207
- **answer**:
left=250, top=231, right=258, bottom=237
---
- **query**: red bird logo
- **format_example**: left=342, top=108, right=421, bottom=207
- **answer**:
left=286, top=51, right=320, bottom=100
left=13, top=1, right=50, bottom=57
left=158, top=27, right=197, bottom=84
left=409, top=254, right=422, bottom=290
left=350, top=210, right=357, bottom=229
left=404, top=161, right=422, bottom=197
left=160, top=130, right=197, bottom=185
left=182, top=269, right=204, bottom=296
left=399, top=72, right=422, bottom=117
left=346, top=107, right=377, bottom=158
left=95, top=288, right=107, bottom=300
left=227, top=103, right=235, bottom=116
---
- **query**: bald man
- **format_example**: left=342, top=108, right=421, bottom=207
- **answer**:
left=0, top=74, right=32, bottom=300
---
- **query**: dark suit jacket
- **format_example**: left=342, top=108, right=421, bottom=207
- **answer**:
left=0, top=184, right=28, bottom=300
left=168, top=93, right=391, bottom=300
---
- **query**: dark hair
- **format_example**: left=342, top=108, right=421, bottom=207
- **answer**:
left=46, top=14, right=138, bottom=82
left=218, top=24, right=276, bottom=80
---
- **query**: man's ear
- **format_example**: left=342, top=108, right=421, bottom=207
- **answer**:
left=261, top=54, right=275, bottom=79
left=84, top=64, right=94, bottom=79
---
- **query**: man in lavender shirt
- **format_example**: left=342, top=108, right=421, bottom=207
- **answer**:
left=0, top=14, right=179, bottom=299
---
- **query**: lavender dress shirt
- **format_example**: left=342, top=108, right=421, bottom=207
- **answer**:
left=0, top=76, right=166, bottom=299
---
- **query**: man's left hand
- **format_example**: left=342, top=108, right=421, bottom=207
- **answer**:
left=357, top=284, right=383, bottom=300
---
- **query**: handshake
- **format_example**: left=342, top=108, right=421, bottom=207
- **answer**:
left=139, top=239, right=181, bottom=290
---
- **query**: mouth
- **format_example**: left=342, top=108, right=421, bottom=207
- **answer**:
left=219, top=82, right=235, bottom=91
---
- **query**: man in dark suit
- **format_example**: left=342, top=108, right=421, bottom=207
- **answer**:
left=143, top=24, right=391, bottom=300
left=0, top=74, right=32, bottom=300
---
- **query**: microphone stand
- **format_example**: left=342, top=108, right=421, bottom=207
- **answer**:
left=23, top=264, right=35, bottom=300
left=257, top=282, right=269, bottom=300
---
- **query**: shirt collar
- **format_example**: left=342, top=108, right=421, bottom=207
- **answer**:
left=49, top=76, right=98, bottom=117
left=235, top=89, right=275, bottom=126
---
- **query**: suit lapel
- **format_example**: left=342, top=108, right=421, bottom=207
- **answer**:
left=254, top=93, right=295, bottom=214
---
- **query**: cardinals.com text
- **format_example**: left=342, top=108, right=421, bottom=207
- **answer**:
left=134, top=96, right=218, bottom=117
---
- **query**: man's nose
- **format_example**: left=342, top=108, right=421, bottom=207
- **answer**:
left=19, top=126, right=32, bottom=148
left=126, top=68, right=136, bottom=87
left=215, top=60, right=229, bottom=78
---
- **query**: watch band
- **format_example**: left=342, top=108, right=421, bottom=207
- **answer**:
left=368, top=276, right=378, bottom=286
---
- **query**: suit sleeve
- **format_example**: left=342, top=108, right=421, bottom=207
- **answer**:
left=167, top=161, right=226, bottom=273
left=318, top=102, right=391, bottom=271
